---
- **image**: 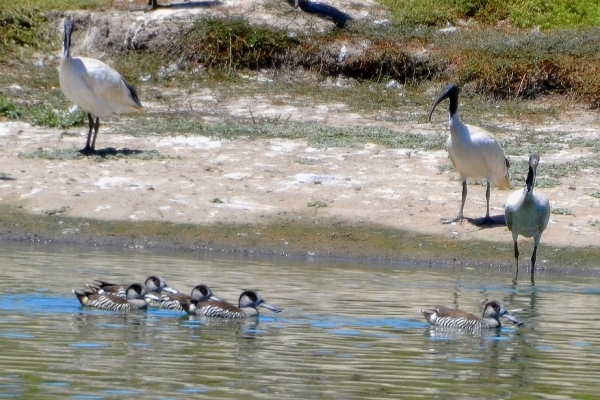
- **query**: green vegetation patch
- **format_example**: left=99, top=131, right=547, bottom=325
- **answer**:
left=27, top=104, right=86, bottom=128
left=0, top=6, right=52, bottom=58
left=44, top=205, right=71, bottom=215
left=18, top=147, right=171, bottom=162
left=178, top=119, right=447, bottom=150
left=297, top=157, right=318, bottom=165
left=432, top=28, right=600, bottom=106
left=379, top=0, right=600, bottom=29
left=552, top=207, right=574, bottom=216
left=166, top=18, right=298, bottom=71
left=308, top=200, right=328, bottom=208
left=18, top=147, right=83, bottom=160
left=0, top=1, right=108, bottom=59
left=0, top=94, right=22, bottom=119
left=507, top=154, right=600, bottom=189
left=139, top=17, right=600, bottom=106
left=154, top=17, right=434, bottom=83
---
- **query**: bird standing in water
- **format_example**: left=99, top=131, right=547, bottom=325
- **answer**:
left=59, top=17, right=143, bottom=155
left=504, top=153, right=551, bottom=279
left=428, top=84, right=510, bottom=224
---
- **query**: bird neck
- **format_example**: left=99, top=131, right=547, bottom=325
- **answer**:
left=448, top=113, right=469, bottom=138
left=525, top=164, right=536, bottom=193
left=63, top=22, right=73, bottom=59
left=447, top=90, right=458, bottom=117
left=240, top=307, right=258, bottom=318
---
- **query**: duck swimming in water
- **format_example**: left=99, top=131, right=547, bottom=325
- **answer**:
left=420, top=301, right=522, bottom=331
left=73, top=283, right=160, bottom=312
left=182, top=290, right=281, bottom=319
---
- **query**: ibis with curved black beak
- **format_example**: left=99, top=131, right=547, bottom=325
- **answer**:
left=428, top=84, right=510, bottom=224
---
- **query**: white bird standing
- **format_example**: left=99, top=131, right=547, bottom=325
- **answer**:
left=428, top=84, right=510, bottom=224
left=59, top=17, right=143, bottom=155
left=504, top=153, right=550, bottom=277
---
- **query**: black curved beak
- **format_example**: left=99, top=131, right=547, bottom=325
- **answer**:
left=428, top=83, right=458, bottom=122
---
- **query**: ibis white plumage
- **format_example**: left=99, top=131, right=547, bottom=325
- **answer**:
left=59, top=17, right=143, bottom=154
left=504, top=153, right=551, bottom=277
left=428, top=83, right=510, bottom=224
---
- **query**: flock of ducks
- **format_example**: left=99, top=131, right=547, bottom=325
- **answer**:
left=73, top=275, right=282, bottom=319
left=60, top=13, right=553, bottom=330
left=72, top=275, right=523, bottom=330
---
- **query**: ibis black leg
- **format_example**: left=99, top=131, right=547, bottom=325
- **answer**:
left=89, top=117, right=100, bottom=153
left=81, top=113, right=95, bottom=155
left=442, top=181, right=467, bottom=224
left=480, top=182, right=493, bottom=224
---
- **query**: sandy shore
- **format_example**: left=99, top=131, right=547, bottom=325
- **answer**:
left=0, top=116, right=599, bottom=270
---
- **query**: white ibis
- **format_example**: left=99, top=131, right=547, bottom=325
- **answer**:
left=428, top=83, right=510, bottom=224
left=504, top=153, right=551, bottom=277
left=59, top=17, right=143, bottom=155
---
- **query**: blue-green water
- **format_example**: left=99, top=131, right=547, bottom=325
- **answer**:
left=0, top=242, right=599, bottom=398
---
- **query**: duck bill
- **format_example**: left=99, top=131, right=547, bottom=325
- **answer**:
left=162, top=286, right=178, bottom=294
left=428, top=85, right=453, bottom=122
left=502, top=313, right=523, bottom=326
left=259, top=301, right=282, bottom=313
left=209, top=295, right=222, bottom=301
left=145, top=293, right=162, bottom=302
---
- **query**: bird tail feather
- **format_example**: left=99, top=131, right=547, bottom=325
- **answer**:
left=496, top=158, right=510, bottom=189
left=496, top=175, right=510, bottom=189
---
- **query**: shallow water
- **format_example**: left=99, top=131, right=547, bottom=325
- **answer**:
left=1, top=242, right=600, bottom=399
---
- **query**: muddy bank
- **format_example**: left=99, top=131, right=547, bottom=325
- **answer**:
left=1, top=204, right=599, bottom=273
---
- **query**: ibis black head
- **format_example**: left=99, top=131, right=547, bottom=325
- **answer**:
left=428, top=83, right=460, bottom=122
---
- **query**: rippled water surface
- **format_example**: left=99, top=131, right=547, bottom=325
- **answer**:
left=1, top=242, right=600, bottom=398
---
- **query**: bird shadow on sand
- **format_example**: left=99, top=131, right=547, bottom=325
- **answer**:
left=466, top=214, right=507, bottom=227
left=90, top=148, right=160, bottom=159
left=285, top=0, right=353, bottom=28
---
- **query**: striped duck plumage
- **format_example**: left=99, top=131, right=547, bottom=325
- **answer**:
left=182, top=290, right=281, bottom=319
left=157, top=284, right=222, bottom=311
left=420, top=301, right=523, bottom=331
left=73, top=283, right=161, bottom=312
left=89, top=275, right=178, bottom=299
